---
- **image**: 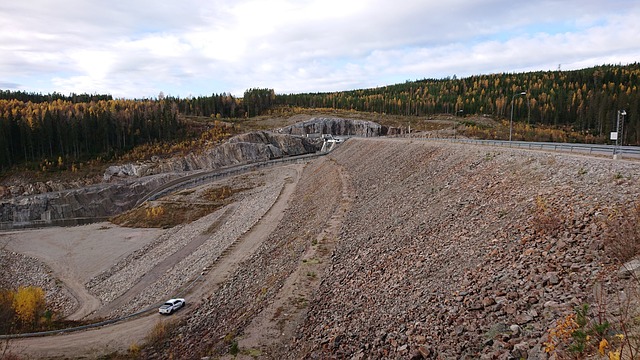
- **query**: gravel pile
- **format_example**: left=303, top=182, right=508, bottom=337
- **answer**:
left=146, top=138, right=640, bottom=359
left=0, top=249, right=77, bottom=316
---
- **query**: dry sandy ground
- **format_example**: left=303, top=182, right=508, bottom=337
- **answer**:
left=2, top=224, right=164, bottom=320
left=3, top=163, right=304, bottom=359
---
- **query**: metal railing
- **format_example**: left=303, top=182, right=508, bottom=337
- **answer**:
left=0, top=147, right=336, bottom=232
left=404, top=137, right=640, bottom=159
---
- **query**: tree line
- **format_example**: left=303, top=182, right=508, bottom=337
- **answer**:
left=0, top=98, right=180, bottom=171
left=1, top=64, right=638, bottom=171
left=167, top=88, right=275, bottom=118
left=0, top=89, right=277, bottom=171
left=275, top=63, right=640, bottom=144
left=0, top=90, right=112, bottom=103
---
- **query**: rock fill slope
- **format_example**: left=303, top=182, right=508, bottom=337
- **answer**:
left=296, top=138, right=640, bottom=359
left=149, top=138, right=640, bottom=359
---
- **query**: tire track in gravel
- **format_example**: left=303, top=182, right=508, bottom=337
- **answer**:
left=185, top=164, right=304, bottom=305
left=233, top=157, right=355, bottom=358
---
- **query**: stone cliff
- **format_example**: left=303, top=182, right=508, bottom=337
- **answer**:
left=278, top=117, right=387, bottom=137
left=0, top=130, right=324, bottom=226
left=103, top=131, right=320, bottom=179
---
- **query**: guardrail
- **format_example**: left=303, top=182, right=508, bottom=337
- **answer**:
left=406, top=137, right=640, bottom=158
left=138, top=150, right=331, bottom=204
left=0, top=252, right=209, bottom=339
left=0, top=148, right=335, bottom=232
left=0, top=217, right=111, bottom=231
left=0, top=303, right=161, bottom=339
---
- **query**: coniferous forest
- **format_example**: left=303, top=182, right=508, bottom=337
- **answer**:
left=1, top=64, right=639, bottom=171
left=275, top=64, right=640, bottom=141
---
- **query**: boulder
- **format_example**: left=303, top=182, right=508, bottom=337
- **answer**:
left=618, top=259, right=640, bottom=279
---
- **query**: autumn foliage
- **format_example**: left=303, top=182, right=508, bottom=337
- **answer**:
left=0, top=286, right=50, bottom=334
left=275, top=64, right=640, bottom=144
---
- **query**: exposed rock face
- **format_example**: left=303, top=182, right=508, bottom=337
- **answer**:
left=0, top=174, right=173, bottom=224
left=278, top=117, right=385, bottom=137
left=0, top=177, right=102, bottom=201
left=104, top=131, right=320, bottom=179
left=0, top=131, right=320, bottom=226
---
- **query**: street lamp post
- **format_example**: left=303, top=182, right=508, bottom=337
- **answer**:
left=613, top=110, right=627, bottom=159
left=509, top=91, right=527, bottom=142
left=455, top=109, right=463, bottom=139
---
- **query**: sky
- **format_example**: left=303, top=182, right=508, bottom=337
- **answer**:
left=1, top=0, right=639, bottom=99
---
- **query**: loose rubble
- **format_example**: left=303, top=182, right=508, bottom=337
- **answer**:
left=146, top=138, right=640, bottom=359
left=4, top=137, right=640, bottom=359
left=0, top=250, right=77, bottom=316
left=87, top=168, right=290, bottom=318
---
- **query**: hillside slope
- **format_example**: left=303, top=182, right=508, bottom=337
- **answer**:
left=143, top=138, right=639, bottom=359
left=294, top=139, right=640, bottom=359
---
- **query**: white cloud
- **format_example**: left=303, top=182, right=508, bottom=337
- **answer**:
left=0, top=0, right=639, bottom=98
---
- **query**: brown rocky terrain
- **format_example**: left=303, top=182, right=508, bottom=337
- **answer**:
left=3, top=135, right=639, bottom=359
left=0, top=130, right=322, bottom=226
left=138, top=138, right=640, bottom=359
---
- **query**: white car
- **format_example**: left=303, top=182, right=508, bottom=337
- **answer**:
left=159, top=298, right=185, bottom=315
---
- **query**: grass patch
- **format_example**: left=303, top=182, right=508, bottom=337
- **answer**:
left=110, top=202, right=222, bottom=228
left=111, top=184, right=254, bottom=228
left=145, top=319, right=178, bottom=348
left=604, top=202, right=640, bottom=263
left=229, top=341, right=239, bottom=356
left=303, top=258, right=321, bottom=265
left=243, top=348, right=263, bottom=357
left=294, top=297, right=308, bottom=309
left=202, top=186, right=234, bottom=202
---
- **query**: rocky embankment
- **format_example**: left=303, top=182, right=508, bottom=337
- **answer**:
left=103, top=131, right=320, bottom=179
left=295, top=139, right=640, bottom=359
left=0, top=130, right=322, bottom=225
left=0, top=250, right=77, bottom=316
left=86, top=168, right=291, bottom=318
left=147, top=138, right=640, bottom=359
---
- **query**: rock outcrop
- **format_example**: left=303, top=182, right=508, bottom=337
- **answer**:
left=0, top=130, right=321, bottom=226
left=278, top=117, right=385, bottom=137
left=0, top=174, right=173, bottom=225
left=103, top=131, right=320, bottom=179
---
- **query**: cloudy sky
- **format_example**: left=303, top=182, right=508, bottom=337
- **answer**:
left=1, top=0, right=639, bottom=99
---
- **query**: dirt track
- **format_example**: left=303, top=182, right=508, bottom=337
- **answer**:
left=3, top=164, right=304, bottom=358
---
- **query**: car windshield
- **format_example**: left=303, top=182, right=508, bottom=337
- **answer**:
left=163, top=302, right=172, bottom=306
